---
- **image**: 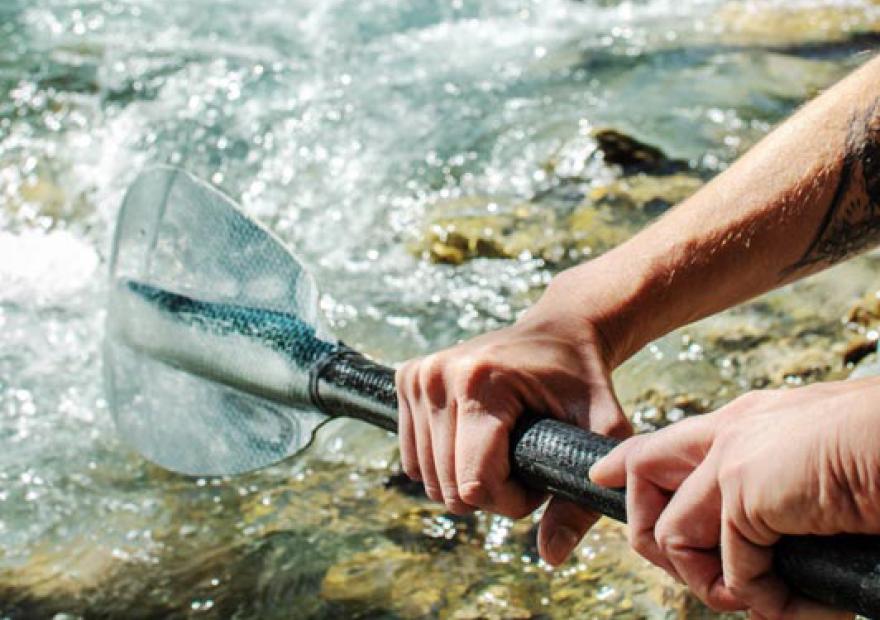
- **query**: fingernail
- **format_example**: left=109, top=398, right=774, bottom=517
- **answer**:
left=588, top=461, right=603, bottom=482
left=547, top=526, right=579, bottom=565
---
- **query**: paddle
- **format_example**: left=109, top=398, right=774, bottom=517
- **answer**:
left=104, top=167, right=880, bottom=617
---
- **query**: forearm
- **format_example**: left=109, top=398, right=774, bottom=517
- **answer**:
left=539, top=55, right=880, bottom=366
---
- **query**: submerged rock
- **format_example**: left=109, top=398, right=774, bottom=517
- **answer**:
left=845, top=289, right=880, bottom=331
left=545, top=128, right=690, bottom=183
left=321, top=545, right=438, bottom=615
left=414, top=169, right=700, bottom=266
left=451, top=584, right=534, bottom=619
left=842, top=289, right=880, bottom=368
left=1, top=163, right=94, bottom=229
left=589, top=173, right=704, bottom=214
left=566, top=206, right=634, bottom=257
left=592, top=129, right=689, bottom=176
left=413, top=127, right=702, bottom=266
left=414, top=196, right=567, bottom=265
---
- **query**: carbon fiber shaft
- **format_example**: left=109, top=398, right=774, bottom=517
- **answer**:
left=314, top=352, right=880, bottom=618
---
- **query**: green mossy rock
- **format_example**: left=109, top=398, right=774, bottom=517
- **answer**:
left=589, top=173, right=704, bottom=213
left=414, top=197, right=568, bottom=265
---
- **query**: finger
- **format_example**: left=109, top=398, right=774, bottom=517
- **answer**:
left=395, top=364, right=420, bottom=481
left=720, top=516, right=787, bottom=617
left=654, top=462, right=743, bottom=612
left=589, top=436, right=643, bottom=488
left=411, top=389, right=442, bottom=503
left=427, top=398, right=473, bottom=514
left=626, top=472, right=680, bottom=579
left=595, top=414, right=717, bottom=489
left=538, top=498, right=600, bottom=566
left=455, top=400, right=543, bottom=518
left=585, top=383, right=632, bottom=440
left=417, top=360, right=473, bottom=514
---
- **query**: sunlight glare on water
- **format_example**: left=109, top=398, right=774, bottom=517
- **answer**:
left=2, top=0, right=879, bottom=616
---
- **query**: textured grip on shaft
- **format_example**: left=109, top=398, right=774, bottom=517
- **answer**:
left=775, top=534, right=880, bottom=618
left=316, top=357, right=880, bottom=617
left=510, top=417, right=626, bottom=522
left=509, top=418, right=880, bottom=618
left=314, top=348, right=398, bottom=432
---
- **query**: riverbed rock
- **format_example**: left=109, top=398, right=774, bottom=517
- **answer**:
left=841, top=288, right=880, bottom=368
left=0, top=538, right=119, bottom=605
left=415, top=177, right=693, bottom=266
left=593, top=129, right=689, bottom=175
left=321, top=545, right=436, bottom=612
left=589, top=173, right=704, bottom=214
left=451, top=584, right=535, bottom=620
left=2, top=165, right=94, bottom=228
left=712, top=2, right=880, bottom=49
left=565, top=205, right=633, bottom=257
left=414, top=196, right=567, bottom=264
left=845, top=288, right=880, bottom=331
left=545, top=128, right=689, bottom=183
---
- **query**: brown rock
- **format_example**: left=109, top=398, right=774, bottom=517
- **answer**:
left=593, top=129, right=688, bottom=175
left=843, top=337, right=879, bottom=367
left=846, top=289, right=880, bottom=328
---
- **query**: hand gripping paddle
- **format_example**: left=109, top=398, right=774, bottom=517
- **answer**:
left=104, top=167, right=880, bottom=617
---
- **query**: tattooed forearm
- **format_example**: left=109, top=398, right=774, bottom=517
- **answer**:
left=786, top=99, right=880, bottom=274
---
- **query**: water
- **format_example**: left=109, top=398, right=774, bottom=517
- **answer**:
left=2, top=0, right=880, bottom=617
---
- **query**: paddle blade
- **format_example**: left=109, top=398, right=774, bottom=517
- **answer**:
left=104, top=167, right=332, bottom=475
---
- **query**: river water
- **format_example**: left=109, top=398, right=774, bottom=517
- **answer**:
left=2, top=0, right=880, bottom=618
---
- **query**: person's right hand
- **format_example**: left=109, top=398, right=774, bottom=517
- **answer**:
left=396, top=292, right=632, bottom=566
left=590, top=377, right=880, bottom=619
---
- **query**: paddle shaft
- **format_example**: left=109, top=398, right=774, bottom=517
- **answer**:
left=314, top=349, right=880, bottom=618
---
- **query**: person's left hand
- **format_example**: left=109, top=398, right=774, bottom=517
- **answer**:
left=590, top=377, right=880, bottom=620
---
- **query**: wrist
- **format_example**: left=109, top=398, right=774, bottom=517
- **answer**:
left=523, top=258, right=644, bottom=369
left=528, top=252, right=662, bottom=368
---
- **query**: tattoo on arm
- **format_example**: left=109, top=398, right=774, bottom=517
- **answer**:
left=785, top=99, right=880, bottom=274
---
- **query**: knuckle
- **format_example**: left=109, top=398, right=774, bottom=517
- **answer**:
left=458, top=479, right=492, bottom=507
left=454, top=356, right=497, bottom=392
left=729, top=389, right=766, bottom=412
left=401, top=459, right=420, bottom=480
left=419, top=363, right=447, bottom=406
left=724, top=574, right=746, bottom=599
left=626, top=451, right=651, bottom=478
left=654, top=523, right=684, bottom=556
left=717, top=460, right=747, bottom=492
left=443, top=492, right=474, bottom=515
left=440, top=483, right=461, bottom=502
left=423, top=483, right=443, bottom=502
left=629, top=529, right=655, bottom=557
left=599, top=416, right=632, bottom=439
left=397, top=358, right=421, bottom=384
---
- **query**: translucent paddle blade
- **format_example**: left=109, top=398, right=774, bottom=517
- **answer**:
left=104, top=167, right=334, bottom=475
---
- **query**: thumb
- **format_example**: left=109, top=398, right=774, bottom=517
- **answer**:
left=538, top=498, right=600, bottom=566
